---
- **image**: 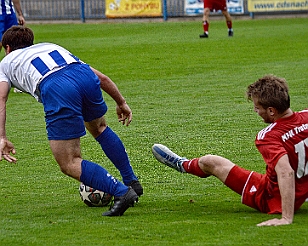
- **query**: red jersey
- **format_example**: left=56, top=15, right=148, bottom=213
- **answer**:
left=255, top=110, right=308, bottom=213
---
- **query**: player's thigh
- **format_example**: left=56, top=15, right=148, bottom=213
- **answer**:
left=49, top=139, right=81, bottom=162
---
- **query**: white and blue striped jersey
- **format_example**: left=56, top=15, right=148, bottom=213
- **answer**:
left=0, top=0, right=16, bottom=15
left=0, top=43, right=83, bottom=101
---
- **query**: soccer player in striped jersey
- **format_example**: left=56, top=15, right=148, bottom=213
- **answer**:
left=0, top=26, right=143, bottom=217
left=0, top=0, right=25, bottom=51
left=152, top=75, right=308, bottom=226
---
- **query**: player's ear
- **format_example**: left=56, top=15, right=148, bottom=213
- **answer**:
left=267, top=107, right=276, bottom=116
left=4, top=45, right=11, bottom=55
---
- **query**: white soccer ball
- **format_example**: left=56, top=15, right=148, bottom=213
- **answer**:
left=79, top=183, right=113, bottom=207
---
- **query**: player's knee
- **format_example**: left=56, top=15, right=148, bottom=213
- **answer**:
left=199, top=154, right=217, bottom=172
left=85, top=117, right=107, bottom=138
left=204, top=8, right=210, bottom=15
left=56, top=156, right=82, bottom=179
left=58, top=163, right=71, bottom=175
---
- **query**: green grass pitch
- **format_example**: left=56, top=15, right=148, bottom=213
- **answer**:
left=0, top=17, right=308, bottom=245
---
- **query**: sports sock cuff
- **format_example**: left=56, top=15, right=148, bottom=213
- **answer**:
left=183, top=158, right=209, bottom=178
left=95, top=126, right=110, bottom=142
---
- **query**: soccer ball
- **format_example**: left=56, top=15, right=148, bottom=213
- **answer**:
left=79, top=183, right=113, bottom=207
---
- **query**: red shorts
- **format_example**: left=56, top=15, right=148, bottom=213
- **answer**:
left=203, top=0, right=227, bottom=11
left=225, top=166, right=282, bottom=214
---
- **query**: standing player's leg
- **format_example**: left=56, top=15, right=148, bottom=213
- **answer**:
left=85, top=117, right=143, bottom=197
left=200, top=7, right=210, bottom=38
left=80, top=64, right=143, bottom=197
left=49, top=138, right=138, bottom=216
left=222, top=10, right=233, bottom=37
left=49, top=138, right=128, bottom=196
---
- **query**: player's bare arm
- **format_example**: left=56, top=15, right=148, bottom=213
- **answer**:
left=90, top=67, right=126, bottom=105
left=0, top=82, right=17, bottom=163
left=90, top=67, right=132, bottom=126
left=257, top=154, right=295, bottom=226
left=12, top=0, right=25, bottom=25
left=0, top=82, right=8, bottom=137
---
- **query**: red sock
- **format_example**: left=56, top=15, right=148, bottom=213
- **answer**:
left=202, top=21, right=209, bottom=33
left=227, top=21, right=232, bottom=29
left=182, top=158, right=209, bottom=178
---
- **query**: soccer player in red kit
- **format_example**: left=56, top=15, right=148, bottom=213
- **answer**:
left=152, top=75, right=308, bottom=226
left=199, top=0, right=233, bottom=38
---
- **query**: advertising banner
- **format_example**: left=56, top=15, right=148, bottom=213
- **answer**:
left=185, top=0, right=244, bottom=15
left=106, top=0, right=162, bottom=18
left=248, top=0, right=308, bottom=12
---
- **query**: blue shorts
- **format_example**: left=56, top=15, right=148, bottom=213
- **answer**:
left=39, top=63, right=108, bottom=140
left=0, top=14, right=18, bottom=39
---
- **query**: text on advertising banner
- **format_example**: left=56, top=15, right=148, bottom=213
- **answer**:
left=248, top=0, right=308, bottom=12
left=106, top=0, right=162, bottom=18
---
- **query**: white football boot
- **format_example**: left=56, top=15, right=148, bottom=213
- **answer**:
left=152, top=144, right=188, bottom=173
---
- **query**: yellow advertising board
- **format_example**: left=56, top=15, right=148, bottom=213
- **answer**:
left=248, top=0, right=308, bottom=12
left=106, top=0, right=162, bottom=17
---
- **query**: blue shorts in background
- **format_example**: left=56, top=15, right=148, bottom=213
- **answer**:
left=39, top=63, right=108, bottom=140
left=0, top=14, right=18, bottom=39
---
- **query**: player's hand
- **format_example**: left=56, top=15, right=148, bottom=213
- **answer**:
left=0, top=138, right=17, bottom=163
left=116, top=103, right=132, bottom=126
left=257, top=217, right=292, bottom=227
left=18, top=16, right=26, bottom=26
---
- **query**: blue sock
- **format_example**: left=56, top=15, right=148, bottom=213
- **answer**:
left=95, top=127, right=138, bottom=185
left=80, top=160, right=128, bottom=197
